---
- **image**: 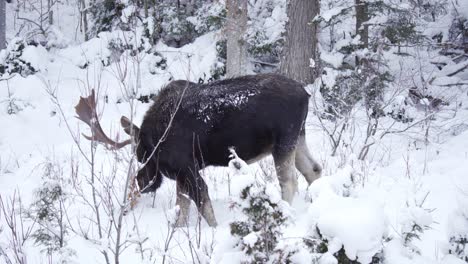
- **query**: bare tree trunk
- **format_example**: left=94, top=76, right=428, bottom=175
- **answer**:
left=280, top=0, right=320, bottom=84
left=48, top=0, right=54, bottom=25
left=80, top=0, right=88, bottom=41
left=355, top=0, right=369, bottom=49
left=0, top=0, right=6, bottom=50
left=143, top=0, right=149, bottom=18
left=225, top=0, right=248, bottom=78
left=355, top=0, right=369, bottom=65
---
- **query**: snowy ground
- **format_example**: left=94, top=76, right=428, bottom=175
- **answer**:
left=1, top=7, right=468, bottom=264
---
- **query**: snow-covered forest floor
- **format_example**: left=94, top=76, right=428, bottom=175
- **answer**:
left=1, top=1, right=468, bottom=264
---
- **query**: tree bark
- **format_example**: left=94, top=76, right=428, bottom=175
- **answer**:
left=280, top=0, right=320, bottom=84
left=144, top=0, right=149, bottom=18
left=355, top=0, right=369, bottom=48
left=355, top=0, right=369, bottom=66
left=225, top=0, right=248, bottom=78
left=0, top=0, right=6, bottom=50
left=48, top=0, right=54, bottom=25
left=80, top=0, right=89, bottom=41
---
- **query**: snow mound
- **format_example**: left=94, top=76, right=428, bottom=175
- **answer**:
left=307, top=167, right=387, bottom=264
left=307, top=165, right=353, bottom=200
left=308, top=192, right=387, bottom=263
left=21, top=45, right=49, bottom=73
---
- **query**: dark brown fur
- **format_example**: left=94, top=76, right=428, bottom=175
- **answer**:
left=135, top=73, right=318, bottom=225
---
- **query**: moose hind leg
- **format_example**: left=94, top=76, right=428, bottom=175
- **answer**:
left=295, top=133, right=322, bottom=185
left=273, top=147, right=298, bottom=204
left=177, top=172, right=217, bottom=227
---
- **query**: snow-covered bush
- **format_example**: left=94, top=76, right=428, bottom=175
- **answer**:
left=0, top=38, right=45, bottom=78
left=88, top=0, right=127, bottom=38
left=449, top=235, right=468, bottom=262
left=162, top=1, right=226, bottom=47
left=247, top=0, right=287, bottom=72
left=384, top=95, right=414, bottom=123
left=318, top=0, right=450, bottom=123
left=90, top=0, right=225, bottom=48
left=383, top=202, right=434, bottom=264
left=382, top=14, right=422, bottom=53
left=69, top=29, right=167, bottom=73
left=188, top=1, right=226, bottom=35
left=447, top=197, right=468, bottom=262
left=304, top=227, right=385, bottom=264
left=320, top=51, right=392, bottom=121
left=229, top=182, right=290, bottom=263
left=448, top=17, right=468, bottom=51
left=159, top=4, right=197, bottom=48
left=449, top=237, right=468, bottom=262
left=213, top=150, right=295, bottom=263
left=106, top=31, right=156, bottom=59
left=209, top=40, right=227, bottom=81
left=400, top=202, right=433, bottom=255
left=43, top=26, right=71, bottom=49
left=145, top=53, right=168, bottom=74
left=306, top=174, right=388, bottom=264
left=319, top=69, right=363, bottom=120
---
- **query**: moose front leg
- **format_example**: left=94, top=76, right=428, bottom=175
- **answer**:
left=175, top=173, right=217, bottom=227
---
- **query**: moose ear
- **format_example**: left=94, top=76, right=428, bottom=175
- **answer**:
left=120, top=116, right=140, bottom=137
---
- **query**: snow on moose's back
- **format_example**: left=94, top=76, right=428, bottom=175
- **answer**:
left=186, top=82, right=259, bottom=124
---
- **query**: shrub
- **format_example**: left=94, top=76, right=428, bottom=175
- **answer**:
left=0, top=38, right=38, bottom=78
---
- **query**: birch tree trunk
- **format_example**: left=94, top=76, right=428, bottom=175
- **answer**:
left=225, top=0, right=248, bottom=78
left=0, top=0, right=6, bottom=50
left=280, top=0, right=320, bottom=84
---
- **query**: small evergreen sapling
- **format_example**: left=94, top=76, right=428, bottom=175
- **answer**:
left=400, top=200, right=433, bottom=256
left=449, top=235, right=468, bottom=262
left=27, top=160, right=74, bottom=260
left=226, top=148, right=293, bottom=263
left=229, top=183, right=291, bottom=263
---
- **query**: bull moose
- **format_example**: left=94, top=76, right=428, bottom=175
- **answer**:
left=75, top=73, right=322, bottom=227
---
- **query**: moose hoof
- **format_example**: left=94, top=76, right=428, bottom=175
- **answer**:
left=206, top=218, right=218, bottom=228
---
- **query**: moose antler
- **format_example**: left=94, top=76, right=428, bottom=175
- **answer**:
left=75, top=89, right=132, bottom=149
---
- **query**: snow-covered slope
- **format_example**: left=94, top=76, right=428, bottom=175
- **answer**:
left=1, top=4, right=468, bottom=263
